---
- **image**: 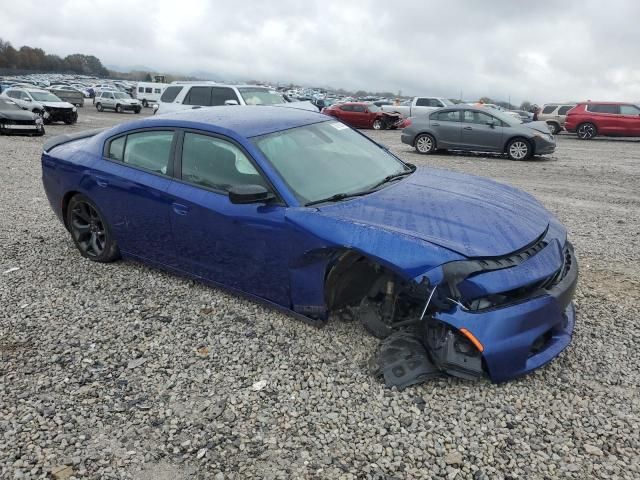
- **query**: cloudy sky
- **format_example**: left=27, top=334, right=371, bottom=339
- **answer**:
left=2, top=0, right=640, bottom=103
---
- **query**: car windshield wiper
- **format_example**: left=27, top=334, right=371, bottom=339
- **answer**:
left=305, top=190, right=373, bottom=207
left=367, top=169, right=414, bottom=190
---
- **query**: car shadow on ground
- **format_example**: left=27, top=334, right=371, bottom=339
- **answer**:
left=405, top=149, right=558, bottom=163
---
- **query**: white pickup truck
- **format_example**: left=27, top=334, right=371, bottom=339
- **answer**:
left=381, top=97, right=454, bottom=117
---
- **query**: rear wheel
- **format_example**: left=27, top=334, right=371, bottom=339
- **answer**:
left=414, top=134, right=435, bottom=154
left=506, top=138, right=532, bottom=160
left=96, top=103, right=103, bottom=112
left=134, top=107, right=141, bottom=114
left=577, top=122, right=597, bottom=140
left=67, top=194, right=120, bottom=263
left=115, top=104, right=123, bottom=113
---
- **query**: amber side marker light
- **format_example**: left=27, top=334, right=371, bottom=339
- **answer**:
left=459, top=328, right=484, bottom=353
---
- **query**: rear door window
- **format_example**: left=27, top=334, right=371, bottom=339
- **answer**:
left=107, top=131, right=174, bottom=176
left=587, top=104, right=620, bottom=114
left=434, top=110, right=460, bottom=122
left=340, top=105, right=354, bottom=111
left=352, top=105, right=366, bottom=112
left=416, top=98, right=431, bottom=107
left=160, top=86, right=183, bottom=103
left=557, top=106, right=573, bottom=115
left=184, top=87, right=212, bottom=106
left=542, top=105, right=556, bottom=114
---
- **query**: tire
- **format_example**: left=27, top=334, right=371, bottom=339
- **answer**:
left=506, top=138, right=532, bottom=160
left=576, top=122, right=597, bottom=140
left=414, top=133, right=436, bottom=154
left=115, top=104, right=123, bottom=113
left=142, top=99, right=148, bottom=107
left=96, top=103, right=103, bottom=112
left=134, top=108, right=141, bottom=114
left=372, top=119, right=383, bottom=130
left=66, top=194, right=120, bottom=263
left=547, top=122, right=560, bottom=135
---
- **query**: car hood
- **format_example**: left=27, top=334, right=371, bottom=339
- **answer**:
left=40, top=101, right=74, bottom=108
left=315, top=167, right=552, bottom=258
left=525, top=121, right=552, bottom=134
left=0, top=109, right=36, bottom=121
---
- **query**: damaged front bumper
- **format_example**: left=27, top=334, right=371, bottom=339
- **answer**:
left=373, top=240, right=578, bottom=387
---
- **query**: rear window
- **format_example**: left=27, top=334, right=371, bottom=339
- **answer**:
left=587, top=104, right=619, bottom=114
left=160, top=86, right=183, bottom=103
left=542, top=105, right=556, bottom=114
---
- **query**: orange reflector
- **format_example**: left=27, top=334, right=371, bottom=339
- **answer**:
left=459, top=328, right=484, bottom=353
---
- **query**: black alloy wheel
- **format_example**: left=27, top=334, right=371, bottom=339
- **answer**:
left=67, top=195, right=119, bottom=262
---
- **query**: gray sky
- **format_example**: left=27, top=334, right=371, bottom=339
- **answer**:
left=2, top=0, right=640, bottom=104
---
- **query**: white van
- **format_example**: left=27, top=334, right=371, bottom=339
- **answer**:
left=134, top=82, right=168, bottom=107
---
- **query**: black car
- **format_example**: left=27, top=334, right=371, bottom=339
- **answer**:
left=0, top=98, right=44, bottom=136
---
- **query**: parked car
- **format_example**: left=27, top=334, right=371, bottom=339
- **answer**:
left=401, top=105, right=555, bottom=160
left=538, top=104, right=577, bottom=134
left=0, top=97, right=44, bottom=136
left=134, top=82, right=168, bottom=107
left=95, top=91, right=141, bottom=114
left=381, top=96, right=454, bottom=117
left=322, top=102, right=403, bottom=129
left=48, top=86, right=85, bottom=107
left=154, top=83, right=317, bottom=115
left=506, top=110, right=534, bottom=123
left=1, top=87, right=77, bottom=124
left=41, top=106, right=577, bottom=387
left=564, top=102, right=640, bottom=139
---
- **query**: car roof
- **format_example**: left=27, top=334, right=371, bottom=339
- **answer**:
left=580, top=101, right=636, bottom=105
left=142, top=105, right=329, bottom=137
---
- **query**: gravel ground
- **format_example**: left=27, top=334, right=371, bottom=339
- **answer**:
left=1, top=108, right=639, bottom=480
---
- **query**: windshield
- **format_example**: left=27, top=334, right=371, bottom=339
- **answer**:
left=30, top=91, right=62, bottom=102
left=489, top=109, right=521, bottom=125
left=113, top=92, right=129, bottom=99
left=254, top=121, right=410, bottom=205
left=238, top=88, right=286, bottom=106
left=441, top=98, right=455, bottom=106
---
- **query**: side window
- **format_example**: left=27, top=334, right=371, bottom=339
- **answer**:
left=138, top=87, right=144, bottom=93
left=145, top=87, right=152, bottom=93
left=108, top=136, right=126, bottom=161
left=620, top=105, right=640, bottom=115
left=340, top=105, right=354, bottom=111
left=21, top=92, right=31, bottom=100
left=429, top=99, right=444, bottom=107
left=160, top=86, right=183, bottom=103
left=154, top=88, right=161, bottom=94
left=108, top=131, right=174, bottom=175
left=352, top=105, right=365, bottom=112
left=184, top=87, right=212, bottom=106
left=542, top=105, right=556, bottom=114
left=588, top=104, right=619, bottom=114
left=210, top=87, right=239, bottom=106
left=181, top=133, right=265, bottom=192
left=434, top=110, right=459, bottom=122
left=7, top=91, right=17, bottom=98
left=416, top=98, right=430, bottom=107
left=557, top=106, right=573, bottom=115
left=463, top=110, right=495, bottom=125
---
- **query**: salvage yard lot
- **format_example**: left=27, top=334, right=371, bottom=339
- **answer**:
left=1, top=109, right=639, bottom=479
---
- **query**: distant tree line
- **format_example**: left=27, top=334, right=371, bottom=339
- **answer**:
left=0, top=38, right=110, bottom=76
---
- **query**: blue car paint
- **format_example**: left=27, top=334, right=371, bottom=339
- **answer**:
left=41, top=106, right=578, bottom=383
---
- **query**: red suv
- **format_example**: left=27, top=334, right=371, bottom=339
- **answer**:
left=322, top=102, right=402, bottom=130
left=565, top=102, right=640, bottom=139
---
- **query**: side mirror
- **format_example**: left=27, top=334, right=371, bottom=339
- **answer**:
left=224, top=99, right=239, bottom=106
left=25, top=98, right=32, bottom=102
left=228, top=184, right=274, bottom=204
left=486, top=120, right=496, bottom=128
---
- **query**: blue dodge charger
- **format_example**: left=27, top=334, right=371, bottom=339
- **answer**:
left=41, top=106, right=578, bottom=388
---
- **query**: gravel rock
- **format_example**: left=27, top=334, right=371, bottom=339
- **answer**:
left=1, top=111, right=639, bottom=479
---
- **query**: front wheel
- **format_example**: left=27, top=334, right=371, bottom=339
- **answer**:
left=414, top=133, right=435, bottom=154
left=576, top=122, right=597, bottom=140
left=115, top=104, right=123, bottom=113
left=67, top=194, right=120, bottom=263
left=506, top=138, right=532, bottom=160
left=134, top=108, right=141, bottom=114
left=372, top=119, right=383, bottom=130
left=96, top=103, right=103, bottom=112
left=547, top=122, right=560, bottom=135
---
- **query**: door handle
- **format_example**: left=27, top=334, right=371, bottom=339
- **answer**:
left=463, top=126, right=473, bottom=130
left=95, top=176, right=109, bottom=187
left=172, top=203, right=189, bottom=216
left=431, top=122, right=440, bottom=126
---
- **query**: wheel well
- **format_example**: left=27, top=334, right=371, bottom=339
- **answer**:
left=505, top=136, right=533, bottom=154
left=61, top=191, right=81, bottom=230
